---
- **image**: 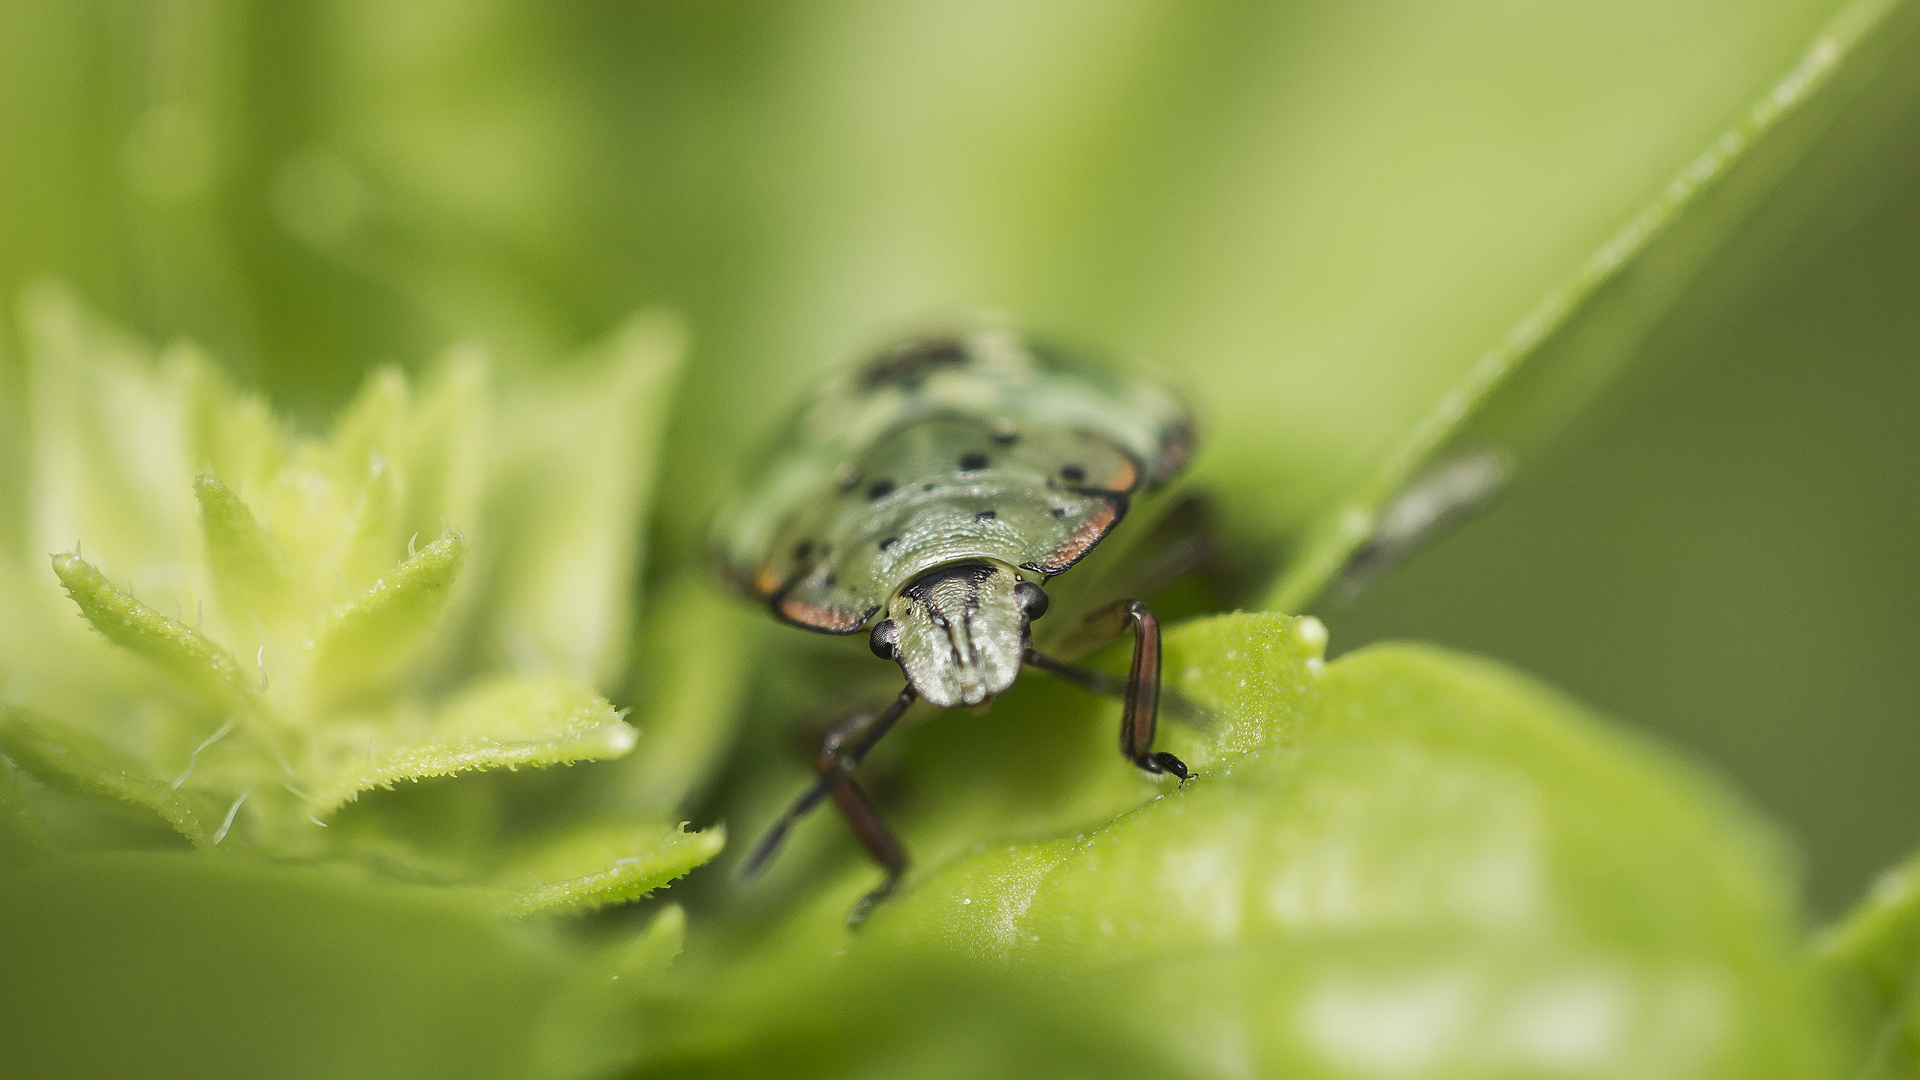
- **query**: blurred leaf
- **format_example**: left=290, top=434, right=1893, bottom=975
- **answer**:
left=0, top=754, right=50, bottom=863
left=0, top=852, right=650, bottom=1080
left=0, top=706, right=224, bottom=847
left=1818, top=851, right=1920, bottom=1080
left=477, top=311, right=686, bottom=690
left=604, top=902, right=690, bottom=980
left=0, top=314, right=22, bottom=555
left=195, top=473, right=297, bottom=630
left=534, top=904, right=690, bottom=1080
left=23, top=285, right=199, bottom=576
left=611, top=573, right=758, bottom=817
left=1265, top=0, right=1919, bottom=612
left=668, top=615, right=1830, bottom=1078
left=173, top=344, right=287, bottom=502
left=401, top=347, right=491, bottom=551
left=484, top=821, right=724, bottom=918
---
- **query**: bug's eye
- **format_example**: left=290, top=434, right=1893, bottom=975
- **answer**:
left=869, top=619, right=902, bottom=661
left=1014, top=581, right=1050, bottom=621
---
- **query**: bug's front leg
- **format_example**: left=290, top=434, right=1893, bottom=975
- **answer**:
left=738, top=685, right=918, bottom=926
left=816, top=709, right=909, bottom=926
left=1032, top=598, right=1191, bottom=783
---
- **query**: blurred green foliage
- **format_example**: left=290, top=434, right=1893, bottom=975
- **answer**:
left=2, top=2, right=1918, bottom=1078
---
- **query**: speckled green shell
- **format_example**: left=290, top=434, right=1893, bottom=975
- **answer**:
left=713, top=324, right=1194, bottom=634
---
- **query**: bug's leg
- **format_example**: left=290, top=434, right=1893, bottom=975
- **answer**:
left=737, top=685, right=918, bottom=888
left=1035, top=599, right=1191, bottom=783
left=1022, top=648, right=1210, bottom=726
left=815, top=713, right=910, bottom=927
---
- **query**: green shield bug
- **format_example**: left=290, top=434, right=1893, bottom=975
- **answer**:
left=715, top=321, right=1198, bottom=923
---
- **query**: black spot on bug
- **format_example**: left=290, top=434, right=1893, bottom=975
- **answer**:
left=860, top=337, right=969, bottom=391
left=958, top=452, right=989, bottom=472
left=922, top=482, right=936, bottom=492
left=867, top=479, right=896, bottom=500
left=1051, top=506, right=1067, bottom=518
left=822, top=573, right=836, bottom=588
left=879, top=537, right=898, bottom=551
left=975, top=509, right=996, bottom=521
left=793, top=540, right=813, bottom=560
left=1060, top=464, right=1086, bottom=483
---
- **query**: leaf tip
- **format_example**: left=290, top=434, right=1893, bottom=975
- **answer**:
left=49, top=550, right=84, bottom=582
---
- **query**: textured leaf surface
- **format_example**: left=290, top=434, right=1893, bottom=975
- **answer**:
left=0, top=707, right=225, bottom=847
left=485, top=822, right=725, bottom=918
left=304, top=677, right=637, bottom=816
left=309, top=531, right=468, bottom=707
left=50, top=553, right=255, bottom=707
left=654, top=616, right=1829, bottom=1079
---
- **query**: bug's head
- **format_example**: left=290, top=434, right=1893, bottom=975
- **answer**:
left=869, top=560, right=1048, bottom=709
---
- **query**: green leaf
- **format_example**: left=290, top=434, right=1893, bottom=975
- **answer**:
left=609, top=574, right=758, bottom=817
left=1817, top=851, right=1920, bottom=1080
left=170, top=344, right=286, bottom=508
left=303, top=676, right=637, bottom=817
left=400, top=348, right=490, bottom=555
left=50, top=552, right=256, bottom=708
left=483, top=821, right=724, bottom=918
left=0, top=751, right=52, bottom=863
left=531, top=905, right=690, bottom=1080
left=194, top=473, right=295, bottom=632
left=477, top=311, right=685, bottom=690
left=20, top=285, right=199, bottom=578
left=0, top=852, right=627, bottom=1080
left=0, top=706, right=224, bottom=847
left=600, top=902, right=688, bottom=980
left=666, top=616, right=1831, bottom=1078
left=1264, top=0, right=1920, bottom=612
left=0, top=313, right=24, bottom=557
left=309, top=531, right=467, bottom=708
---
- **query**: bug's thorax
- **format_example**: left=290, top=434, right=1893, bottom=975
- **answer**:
left=870, top=560, right=1047, bottom=709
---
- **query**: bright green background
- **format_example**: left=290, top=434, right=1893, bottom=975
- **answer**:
left=3, top=2, right=1918, bottom=1078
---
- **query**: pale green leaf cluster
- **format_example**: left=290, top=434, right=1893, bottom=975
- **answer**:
left=0, top=287, right=718, bottom=913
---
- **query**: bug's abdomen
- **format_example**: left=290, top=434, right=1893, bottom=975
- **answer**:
left=714, top=323, right=1195, bottom=635
left=764, top=417, right=1138, bottom=632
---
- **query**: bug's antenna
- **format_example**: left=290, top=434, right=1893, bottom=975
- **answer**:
left=738, top=684, right=918, bottom=884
